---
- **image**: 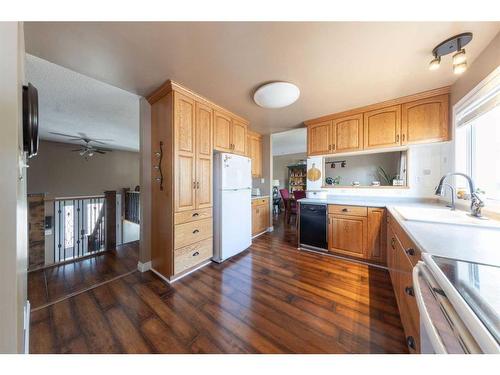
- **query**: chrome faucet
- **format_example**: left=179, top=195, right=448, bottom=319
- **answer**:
left=442, top=183, right=456, bottom=210
left=435, top=172, right=484, bottom=217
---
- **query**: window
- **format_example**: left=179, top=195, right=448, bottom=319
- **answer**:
left=455, top=67, right=500, bottom=204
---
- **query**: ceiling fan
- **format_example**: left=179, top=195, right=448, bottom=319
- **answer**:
left=49, top=132, right=113, bottom=159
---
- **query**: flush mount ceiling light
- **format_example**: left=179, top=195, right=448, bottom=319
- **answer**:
left=428, top=32, right=473, bottom=74
left=253, top=82, right=300, bottom=108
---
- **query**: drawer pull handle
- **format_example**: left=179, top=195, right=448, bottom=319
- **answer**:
left=341, top=208, right=348, bottom=212
left=193, top=229, right=200, bottom=234
left=391, top=238, right=396, bottom=250
left=192, top=213, right=199, bottom=217
left=405, top=286, right=415, bottom=297
left=406, top=336, right=416, bottom=350
left=405, top=248, right=415, bottom=256
left=192, top=251, right=199, bottom=257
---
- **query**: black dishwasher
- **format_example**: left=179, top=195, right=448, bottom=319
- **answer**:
left=299, top=203, right=328, bottom=251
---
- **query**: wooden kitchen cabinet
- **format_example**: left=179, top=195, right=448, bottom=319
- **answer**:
left=367, top=208, right=387, bottom=265
left=305, top=87, right=450, bottom=156
left=328, top=214, right=367, bottom=258
left=333, top=114, right=363, bottom=153
left=363, top=105, right=401, bottom=149
left=248, top=131, right=263, bottom=178
left=214, top=110, right=232, bottom=152
left=401, top=94, right=449, bottom=145
left=327, top=205, right=386, bottom=264
left=307, top=120, right=331, bottom=155
left=252, top=197, right=270, bottom=237
left=387, top=210, right=421, bottom=353
left=174, top=92, right=197, bottom=212
left=214, top=110, right=248, bottom=155
left=147, top=80, right=249, bottom=281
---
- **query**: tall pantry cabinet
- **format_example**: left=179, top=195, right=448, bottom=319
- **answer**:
left=147, top=80, right=249, bottom=282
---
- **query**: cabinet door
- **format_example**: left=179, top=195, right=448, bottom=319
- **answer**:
left=363, top=105, right=401, bottom=149
left=333, top=114, right=363, bottom=153
left=401, top=94, right=449, bottom=145
left=195, top=102, right=213, bottom=209
left=386, top=225, right=399, bottom=291
left=174, top=92, right=196, bottom=212
left=251, top=205, right=260, bottom=236
left=214, top=110, right=232, bottom=152
left=249, top=133, right=262, bottom=178
left=231, top=119, right=247, bottom=156
left=308, top=121, right=332, bottom=156
left=328, top=214, right=367, bottom=259
left=367, top=208, right=386, bottom=264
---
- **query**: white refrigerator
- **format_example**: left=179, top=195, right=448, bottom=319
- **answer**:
left=213, top=152, right=252, bottom=263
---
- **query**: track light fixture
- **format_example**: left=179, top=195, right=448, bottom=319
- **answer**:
left=428, top=32, right=472, bottom=74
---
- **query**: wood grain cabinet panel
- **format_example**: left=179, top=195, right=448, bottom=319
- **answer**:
left=333, top=114, right=363, bottom=153
left=231, top=120, right=247, bottom=156
left=174, top=218, right=212, bottom=250
left=367, top=208, right=386, bottom=264
left=248, top=131, right=263, bottom=178
left=328, top=214, right=367, bottom=258
left=174, top=237, right=213, bottom=275
left=364, top=105, right=401, bottom=149
left=174, top=92, right=196, bottom=212
left=308, top=121, right=332, bottom=155
left=402, top=94, right=449, bottom=145
left=252, top=198, right=270, bottom=237
left=214, top=110, right=232, bottom=152
left=195, top=102, right=213, bottom=209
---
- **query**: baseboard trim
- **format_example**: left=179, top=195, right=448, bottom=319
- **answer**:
left=137, top=261, right=152, bottom=272
left=151, top=259, right=212, bottom=284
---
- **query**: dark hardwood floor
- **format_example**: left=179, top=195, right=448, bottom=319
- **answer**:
left=30, top=216, right=408, bottom=354
left=28, top=241, right=139, bottom=310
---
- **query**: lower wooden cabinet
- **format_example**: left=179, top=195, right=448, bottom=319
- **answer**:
left=387, top=211, right=421, bottom=353
left=328, top=214, right=367, bottom=258
left=252, top=197, right=270, bottom=237
left=327, top=205, right=386, bottom=265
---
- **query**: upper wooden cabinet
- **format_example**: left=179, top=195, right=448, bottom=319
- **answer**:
left=231, top=119, right=247, bottom=156
left=248, top=131, right=263, bottom=178
left=401, top=94, right=449, bottom=145
left=195, top=102, right=213, bottom=209
left=214, top=110, right=232, bottom=152
left=364, top=105, right=401, bottom=149
left=308, top=121, right=332, bottom=155
left=333, top=114, right=363, bottom=153
left=214, top=111, right=248, bottom=156
left=305, top=87, right=450, bottom=156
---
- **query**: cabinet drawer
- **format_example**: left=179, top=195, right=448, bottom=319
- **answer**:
left=174, top=218, right=212, bottom=249
left=174, top=237, right=213, bottom=274
left=328, top=204, right=367, bottom=217
left=252, top=197, right=269, bottom=206
left=174, top=208, right=212, bottom=225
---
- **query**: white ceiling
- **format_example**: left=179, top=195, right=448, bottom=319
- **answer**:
left=26, top=54, right=140, bottom=152
left=272, top=128, right=307, bottom=156
left=24, top=22, right=500, bottom=135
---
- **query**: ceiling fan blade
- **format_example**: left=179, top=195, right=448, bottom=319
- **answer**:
left=49, top=131, right=83, bottom=140
left=95, top=147, right=112, bottom=152
left=94, top=150, right=107, bottom=154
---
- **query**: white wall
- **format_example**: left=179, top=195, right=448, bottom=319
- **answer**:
left=139, top=98, right=151, bottom=264
left=0, top=22, right=28, bottom=353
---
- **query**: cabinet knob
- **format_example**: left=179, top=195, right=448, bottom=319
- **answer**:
left=405, top=248, right=415, bottom=256
left=402, top=134, right=406, bottom=142
left=405, top=286, right=415, bottom=297
left=192, top=212, right=199, bottom=217
left=192, top=229, right=200, bottom=234
left=391, top=238, right=396, bottom=250
left=332, top=143, right=336, bottom=150
left=406, top=336, right=416, bottom=350
left=396, top=134, right=400, bottom=142
left=192, top=251, right=199, bottom=257
left=342, top=208, right=348, bottom=212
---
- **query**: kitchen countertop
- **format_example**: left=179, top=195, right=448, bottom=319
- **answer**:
left=298, top=196, right=500, bottom=267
